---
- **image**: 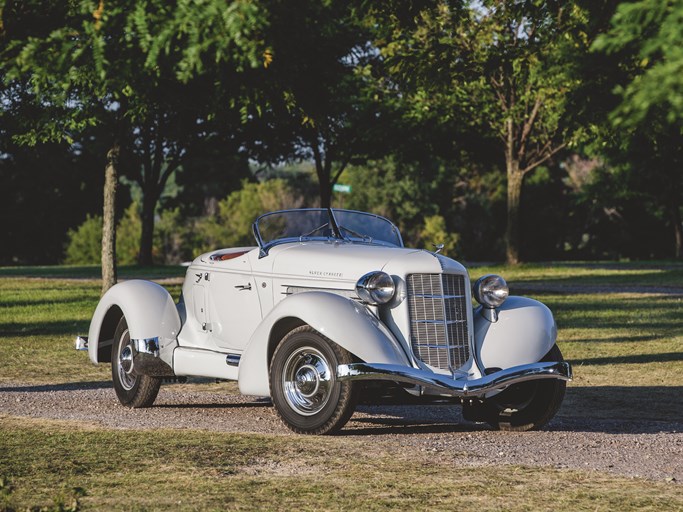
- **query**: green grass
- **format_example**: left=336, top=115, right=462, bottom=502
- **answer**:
left=0, top=276, right=182, bottom=383
left=470, top=261, right=683, bottom=289
left=1, top=416, right=681, bottom=511
left=0, top=263, right=682, bottom=510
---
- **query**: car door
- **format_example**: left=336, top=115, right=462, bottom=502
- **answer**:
left=206, top=264, right=263, bottom=351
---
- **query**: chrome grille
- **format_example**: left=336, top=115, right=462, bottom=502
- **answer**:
left=407, top=273, right=470, bottom=371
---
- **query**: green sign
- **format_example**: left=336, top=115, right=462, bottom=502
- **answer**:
left=333, top=183, right=352, bottom=193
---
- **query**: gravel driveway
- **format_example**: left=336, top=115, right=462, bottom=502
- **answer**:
left=1, top=381, right=680, bottom=484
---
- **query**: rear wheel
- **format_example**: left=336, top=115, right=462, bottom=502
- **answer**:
left=270, top=326, right=358, bottom=435
left=111, top=316, right=161, bottom=408
left=465, top=345, right=567, bottom=432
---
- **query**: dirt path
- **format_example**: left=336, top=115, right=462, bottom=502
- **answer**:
left=1, top=381, right=680, bottom=484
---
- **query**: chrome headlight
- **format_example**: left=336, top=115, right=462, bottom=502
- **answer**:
left=473, top=274, right=509, bottom=308
left=356, top=271, right=395, bottom=305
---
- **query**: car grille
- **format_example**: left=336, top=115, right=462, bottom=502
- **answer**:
left=407, top=273, right=470, bottom=371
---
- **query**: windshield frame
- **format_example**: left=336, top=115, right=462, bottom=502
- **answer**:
left=252, top=208, right=404, bottom=257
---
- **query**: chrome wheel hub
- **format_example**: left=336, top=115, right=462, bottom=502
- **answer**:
left=282, top=347, right=333, bottom=416
left=295, top=365, right=320, bottom=397
left=120, top=345, right=134, bottom=374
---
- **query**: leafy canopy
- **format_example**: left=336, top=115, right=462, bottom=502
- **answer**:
left=593, top=0, right=683, bottom=127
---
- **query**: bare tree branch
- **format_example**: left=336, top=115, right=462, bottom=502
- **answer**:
left=521, top=142, right=566, bottom=174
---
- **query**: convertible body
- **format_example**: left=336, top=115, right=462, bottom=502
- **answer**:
left=78, top=208, right=571, bottom=434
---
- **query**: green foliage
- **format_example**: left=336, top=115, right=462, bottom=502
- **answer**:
left=372, top=1, right=589, bottom=164
left=1, top=0, right=271, bottom=265
left=419, top=215, right=459, bottom=257
left=342, top=159, right=441, bottom=246
left=2, top=0, right=683, bottom=264
left=588, top=1, right=683, bottom=258
left=194, top=179, right=305, bottom=253
left=155, top=207, right=192, bottom=264
left=130, top=0, right=269, bottom=81
left=63, top=215, right=104, bottom=266
left=593, top=0, right=683, bottom=126
left=115, top=203, right=144, bottom=265
left=369, top=1, right=594, bottom=263
left=64, top=203, right=191, bottom=265
left=341, top=157, right=506, bottom=259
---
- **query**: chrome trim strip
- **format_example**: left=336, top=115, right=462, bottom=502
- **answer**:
left=337, top=361, right=573, bottom=398
left=413, top=343, right=469, bottom=349
left=411, top=294, right=466, bottom=299
left=411, top=319, right=467, bottom=325
left=226, top=354, right=241, bottom=367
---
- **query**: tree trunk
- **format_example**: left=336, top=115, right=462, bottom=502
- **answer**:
left=138, top=188, right=158, bottom=266
left=319, top=179, right=331, bottom=209
left=505, top=159, right=524, bottom=265
left=101, top=144, right=119, bottom=295
left=671, top=198, right=683, bottom=259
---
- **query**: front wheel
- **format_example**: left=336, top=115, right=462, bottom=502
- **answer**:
left=270, top=326, right=358, bottom=435
left=467, top=344, right=567, bottom=432
left=111, top=316, right=161, bottom=408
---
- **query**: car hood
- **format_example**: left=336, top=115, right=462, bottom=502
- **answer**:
left=264, top=241, right=461, bottom=282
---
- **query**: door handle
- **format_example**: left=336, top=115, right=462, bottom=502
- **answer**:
left=235, top=283, right=252, bottom=291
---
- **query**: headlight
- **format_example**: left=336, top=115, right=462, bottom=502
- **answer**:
left=356, top=271, right=395, bottom=305
left=473, top=274, right=508, bottom=308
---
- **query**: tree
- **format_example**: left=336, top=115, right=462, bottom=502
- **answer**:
left=249, top=0, right=398, bottom=208
left=2, top=0, right=268, bottom=288
left=593, top=0, right=683, bottom=257
left=373, top=1, right=591, bottom=263
left=3, top=0, right=127, bottom=291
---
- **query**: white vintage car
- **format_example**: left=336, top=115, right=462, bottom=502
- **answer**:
left=77, top=208, right=572, bottom=434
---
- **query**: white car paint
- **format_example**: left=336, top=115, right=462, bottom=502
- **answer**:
left=83, top=209, right=565, bottom=405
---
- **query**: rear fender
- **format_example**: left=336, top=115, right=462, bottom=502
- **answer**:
left=238, top=292, right=410, bottom=396
left=474, top=296, right=557, bottom=370
left=87, top=280, right=181, bottom=367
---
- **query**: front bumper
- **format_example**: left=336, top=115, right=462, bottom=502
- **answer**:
left=337, top=360, right=572, bottom=398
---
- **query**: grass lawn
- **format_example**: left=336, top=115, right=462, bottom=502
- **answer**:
left=0, top=263, right=682, bottom=510
left=1, top=416, right=681, bottom=512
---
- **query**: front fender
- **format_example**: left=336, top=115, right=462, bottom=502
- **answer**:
left=238, top=292, right=410, bottom=396
left=474, top=296, right=557, bottom=370
left=87, top=280, right=181, bottom=366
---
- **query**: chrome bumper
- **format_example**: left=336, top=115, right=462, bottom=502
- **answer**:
left=337, top=360, right=572, bottom=398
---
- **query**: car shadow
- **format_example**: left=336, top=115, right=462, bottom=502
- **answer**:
left=340, top=421, right=485, bottom=436
left=556, top=385, right=683, bottom=432
left=154, top=399, right=271, bottom=410
left=341, top=385, right=683, bottom=436
left=3, top=381, right=680, bottom=436
left=0, top=381, right=112, bottom=392
left=571, top=352, right=683, bottom=365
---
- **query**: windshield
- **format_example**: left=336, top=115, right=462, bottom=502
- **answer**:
left=253, top=208, right=403, bottom=255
